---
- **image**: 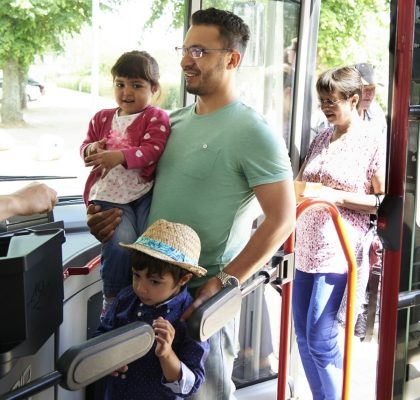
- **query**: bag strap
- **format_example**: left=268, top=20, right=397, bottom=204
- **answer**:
left=363, top=235, right=383, bottom=342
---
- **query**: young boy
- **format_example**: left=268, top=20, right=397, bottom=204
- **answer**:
left=96, top=219, right=209, bottom=399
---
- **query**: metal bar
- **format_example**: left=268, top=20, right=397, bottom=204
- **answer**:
left=240, top=268, right=277, bottom=297
left=1, top=371, right=62, bottom=400
left=0, top=176, right=76, bottom=181
left=277, top=230, right=294, bottom=400
left=398, top=290, right=420, bottom=310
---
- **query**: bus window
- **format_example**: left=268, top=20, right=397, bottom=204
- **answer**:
left=0, top=0, right=184, bottom=201
left=203, top=0, right=300, bottom=151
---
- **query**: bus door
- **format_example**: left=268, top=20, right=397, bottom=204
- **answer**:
left=377, top=1, right=420, bottom=398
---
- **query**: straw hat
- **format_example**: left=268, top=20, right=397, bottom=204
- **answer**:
left=120, top=219, right=207, bottom=277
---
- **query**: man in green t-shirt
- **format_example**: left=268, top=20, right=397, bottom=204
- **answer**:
left=87, top=7, right=295, bottom=399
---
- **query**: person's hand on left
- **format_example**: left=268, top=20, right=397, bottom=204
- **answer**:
left=5, top=182, right=58, bottom=219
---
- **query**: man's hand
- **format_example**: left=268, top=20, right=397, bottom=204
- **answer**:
left=181, top=277, right=223, bottom=321
left=86, top=203, right=122, bottom=242
left=84, top=150, right=125, bottom=178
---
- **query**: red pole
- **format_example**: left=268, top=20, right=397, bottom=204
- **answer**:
left=376, top=2, right=415, bottom=398
left=277, top=234, right=294, bottom=400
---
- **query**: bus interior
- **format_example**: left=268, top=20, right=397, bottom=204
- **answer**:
left=1, top=0, right=420, bottom=399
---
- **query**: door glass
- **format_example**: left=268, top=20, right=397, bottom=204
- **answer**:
left=201, top=0, right=301, bottom=386
left=202, top=0, right=300, bottom=152
left=401, top=0, right=420, bottom=397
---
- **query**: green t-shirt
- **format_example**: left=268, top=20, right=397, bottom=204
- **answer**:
left=149, top=100, right=292, bottom=288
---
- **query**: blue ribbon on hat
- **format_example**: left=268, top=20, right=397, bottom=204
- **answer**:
left=134, top=236, right=198, bottom=265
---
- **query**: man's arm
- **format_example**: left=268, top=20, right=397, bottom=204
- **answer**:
left=221, top=178, right=296, bottom=282
left=182, top=178, right=296, bottom=319
left=0, top=182, right=58, bottom=220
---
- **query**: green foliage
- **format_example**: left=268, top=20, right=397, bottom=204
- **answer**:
left=145, top=0, right=185, bottom=29
left=145, top=0, right=388, bottom=72
left=318, top=0, right=388, bottom=69
left=158, top=84, right=181, bottom=110
left=145, top=0, right=232, bottom=30
left=0, top=0, right=92, bottom=70
left=0, top=0, right=126, bottom=124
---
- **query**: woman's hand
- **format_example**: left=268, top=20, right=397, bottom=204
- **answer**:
left=317, top=185, right=342, bottom=204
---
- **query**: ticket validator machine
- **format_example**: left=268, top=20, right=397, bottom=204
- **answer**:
left=0, top=228, right=65, bottom=397
left=0, top=227, right=155, bottom=400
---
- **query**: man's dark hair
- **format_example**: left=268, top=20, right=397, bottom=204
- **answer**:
left=111, top=50, right=160, bottom=91
left=130, top=251, right=189, bottom=284
left=191, top=7, right=250, bottom=59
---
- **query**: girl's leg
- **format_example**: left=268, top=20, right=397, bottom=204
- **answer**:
left=306, top=272, right=347, bottom=400
left=93, top=201, right=138, bottom=316
left=132, top=189, right=153, bottom=235
left=292, top=270, right=325, bottom=400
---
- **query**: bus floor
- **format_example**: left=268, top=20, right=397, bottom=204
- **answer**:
left=289, top=327, right=378, bottom=399
left=242, top=284, right=379, bottom=400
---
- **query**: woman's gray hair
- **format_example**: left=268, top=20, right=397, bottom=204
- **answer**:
left=316, top=66, right=363, bottom=108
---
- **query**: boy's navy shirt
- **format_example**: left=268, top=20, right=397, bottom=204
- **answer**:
left=96, top=285, right=209, bottom=399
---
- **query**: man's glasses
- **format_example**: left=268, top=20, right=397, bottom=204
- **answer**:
left=175, top=46, right=231, bottom=59
left=318, top=98, right=346, bottom=107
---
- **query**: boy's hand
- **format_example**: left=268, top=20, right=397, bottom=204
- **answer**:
left=85, top=150, right=125, bottom=178
left=110, top=365, right=128, bottom=378
left=153, top=317, right=175, bottom=358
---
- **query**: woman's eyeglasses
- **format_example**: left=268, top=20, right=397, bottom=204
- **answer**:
left=318, top=98, right=346, bottom=107
left=175, top=46, right=231, bottom=59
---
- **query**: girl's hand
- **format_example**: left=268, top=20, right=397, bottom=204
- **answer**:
left=153, top=317, right=175, bottom=358
left=85, top=138, right=107, bottom=158
left=84, top=150, right=125, bottom=178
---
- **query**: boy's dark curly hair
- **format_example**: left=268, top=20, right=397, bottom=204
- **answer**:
left=130, top=251, right=190, bottom=284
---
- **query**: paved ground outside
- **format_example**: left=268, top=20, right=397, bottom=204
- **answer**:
left=0, top=86, right=114, bottom=196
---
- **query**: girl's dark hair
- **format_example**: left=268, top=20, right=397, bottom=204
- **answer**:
left=316, top=66, right=363, bottom=108
left=130, top=251, right=189, bottom=283
left=111, top=50, right=160, bottom=91
left=191, top=7, right=250, bottom=59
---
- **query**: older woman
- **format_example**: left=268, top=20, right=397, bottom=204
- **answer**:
left=292, top=66, right=385, bottom=399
